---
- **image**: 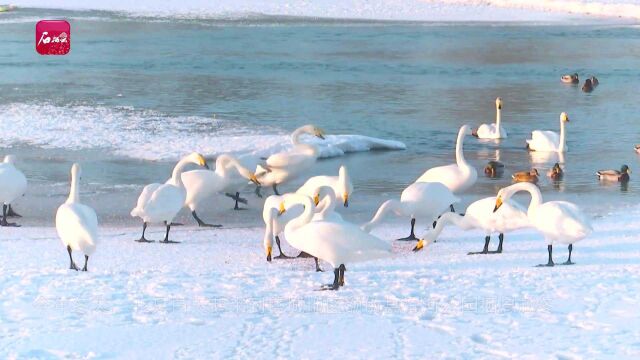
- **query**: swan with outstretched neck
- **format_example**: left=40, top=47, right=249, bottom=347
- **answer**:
left=493, top=182, right=592, bottom=266
left=181, top=154, right=260, bottom=226
left=255, top=124, right=326, bottom=196
left=56, top=163, right=98, bottom=271
left=361, top=181, right=459, bottom=241
left=131, top=152, right=208, bottom=243
left=412, top=197, right=529, bottom=255
left=280, top=190, right=392, bottom=290
left=415, top=125, right=477, bottom=211
left=473, top=97, right=507, bottom=139
left=526, top=112, right=570, bottom=152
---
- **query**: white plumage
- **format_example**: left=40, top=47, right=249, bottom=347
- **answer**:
left=55, top=163, right=98, bottom=271
left=296, top=165, right=353, bottom=207
left=415, top=125, right=477, bottom=194
left=0, top=155, right=27, bottom=226
left=474, top=97, right=507, bottom=139
left=131, top=152, right=208, bottom=243
left=526, top=112, right=570, bottom=152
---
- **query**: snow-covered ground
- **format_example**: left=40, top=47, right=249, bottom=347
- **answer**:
left=2, top=207, right=639, bottom=358
left=11, top=0, right=640, bottom=21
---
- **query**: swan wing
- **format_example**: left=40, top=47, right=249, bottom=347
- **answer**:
left=476, top=124, right=497, bottom=138
left=56, top=203, right=98, bottom=253
left=131, top=183, right=162, bottom=216
left=265, top=151, right=315, bottom=169
left=296, top=175, right=338, bottom=197
left=401, top=182, right=460, bottom=220
left=528, top=130, right=560, bottom=150
left=142, top=184, right=185, bottom=222
left=533, top=202, right=592, bottom=241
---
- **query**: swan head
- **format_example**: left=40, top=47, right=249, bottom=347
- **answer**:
left=3, top=155, right=15, bottom=164
left=338, top=166, right=353, bottom=206
left=186, top=152, right=208, bottom=168
left=313, top=127, right=326, bottom=140
left=560, top=112, right=570, bottom=123
left=493, top=195, right=504, bottom=213
left=460, top=124, right=473, bottom=136
left=71, top=163, right=81, bottom=179
left=495, top=97, right=502, bottom=110
left=412, top=235, right=434, bottom=252
left=278, top=201, right=286, bottom=216
left=238, top=167, right=261, bottom=185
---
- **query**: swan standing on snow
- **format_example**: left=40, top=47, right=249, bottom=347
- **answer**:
left=55, top=164, right=98, bottom=271
left=526, top=112, right=570, bottom=152
left=362, top=181, right=459, bottom=241
left=255, top=125, right=326, bottom=196
left=415, top=125, right=477, bottom=211
left=130, top=152, right=208, bottom=243
left=181, top=154, right=260, bottom=226
left=280, top=191, right=392, bottom=290
left=296, top=165, right=353, bottom=207
left=473, top=97, right=507, bottom=139
left=412, top=197, right=529, bottom=255
left=493, top=182, right=592, bottom=266
left=0, top=155, right=27, bottom=226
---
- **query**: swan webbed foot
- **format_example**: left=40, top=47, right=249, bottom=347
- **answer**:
left=320, top=268, right=340, bottom=290
left=560, top=261, right=575, bottom=265
left=0, top=220, right=20, bottom=227
left=536, top=244, right=555, bottom=267
left=192, top=211, right=222, bottom=228
left=254, top=186, right=263, bottom=198
left=225, top=192, right=248, bottom=210
left=273, top=254, right=292, bottom=260
left=159, top=239, right=181, bottom=244
left=536, top=262, right=555, bottom=267
left=396, top=234, right=418, bottom=241
left=468, top=250, right=489, bottom=255
left=6, top=205, right=21, bottom=218
left=135, top=238, right=154, bottom=243
left=297, top=251, right=314, bottom=258
left=70, top=262, right=78, bottom=271
left=170, top=222, right=184, bottom=226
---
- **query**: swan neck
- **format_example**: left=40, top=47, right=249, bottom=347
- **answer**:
left=291, top=127, right=305, bottom=146
left=496, top=106, right=501, bottom=129
left=364, top=200, right=401, bottom=230
left=431, top=212, right=466, bottom=240
left=287, top=195, right=314, bottom=232
left=559, top=119, right=566, bottom=152
left=67, top=172, right=79, bottom=204
left=317, top=193, right=337, bottom=217
left=509, top=182, right=542, bottom=215
left=455, top=128, right=467, bottom=167
left=170, top=158, right=189, bottom=187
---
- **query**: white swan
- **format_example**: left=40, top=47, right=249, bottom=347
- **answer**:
left=296, top=165, right=353, bottom=207
left=55, top=163, right=98, bottom=271
left=362, top=181, right=459, bottom=241
left=415, top=125, right=477, bottom=201
left=281, top=191, right=392, bottom=290
left=526, top=112, right=570, bottom=152
left=181, top=154, right=260, bottom=226
left=493, top=182, right=592, bottom=266
left=0, top=155, right=27, bottom=226
left=473, top=97, right=507, bottom=139
left=262, top=186, right=340, bottom=271
left=413, top=197, right=529, bottom=254
left=255, top=124, right=325, bottom=196
left=130, top=152, right=207, bottom=243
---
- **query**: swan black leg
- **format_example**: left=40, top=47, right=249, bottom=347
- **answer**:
left=396, top=218, right=418, bottom=241
left=450, top=204, right=455, bottom=213
left=338, top=264, right=346, bottom=286
left=1, top=204, right=19, bottom=227
left=468, top=236, right=491, bottom=255
left=82, top=255, right=89, bottom=272
left=488, top=233, right=504, bottom=254
left=191, top=210, right=222, bottom=228
left=135, top=222, right=153, bottom=242
left=561, top=244, right=574, bottom=265
left=314, top=257, right=323, bottom=272
left=6, top=204, right=21, bottom=217
left=255, top=186, right=263, bottom=198
left=537, top=245, right=554, bottom=267
left=273, top=236, right=291, bottom=259
left=320, top=268, right=340, bottom=290
left=272, top=184, right=280, bottom=196
left=160, top=222, right=180, bottom=243
left=225, top=192, right=248, bottom=210
left=67, top=245, right=78, bottom=271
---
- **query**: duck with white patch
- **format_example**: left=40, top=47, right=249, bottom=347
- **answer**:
left=55, top=163, right=98, bottom=271
left=0, top=155, right=27, bottom=227
left=130, top=152, right=208, bottom=243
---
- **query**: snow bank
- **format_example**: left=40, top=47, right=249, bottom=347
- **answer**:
left=0, top=103, right=405, bottom=161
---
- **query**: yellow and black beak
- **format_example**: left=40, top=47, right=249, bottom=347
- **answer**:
left=278, top=202, right=286, bottom=216
left=198, top=154, right=207, bottom=168
left=412, top=239, right=425, bottom=252
left=250, top=174, right=261, bottom=186
left=266, top=246, right=272, bottom=262
left=313, top=194, right=320, bottom=206
left=343, top=193, right=349, bottom=208
left=493, top=197, right=503, bottom=213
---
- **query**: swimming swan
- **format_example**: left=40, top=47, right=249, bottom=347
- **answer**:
left=493, top=182, right=592, bottom=266
left=255, top=124, right=325, bottom=196
left=281, top=191, right=392, bottom=290
left=296, top=165, right=353, bottom=207
left=0, top=155, right=27, bottom=226
left=361, top=181, right=459, bottom=241
left=473, top=97, right=507, bottom=139
left=130, top=152, right=207, bottom=243
left=413, top=197, right=529, bottom=255
left=526, top=112, right=570, bottom=152
left=182, top=154, right=260, bottom=226
left=55, top=163, right=98, bottom=271
left=415, top=125, right=477, bottom=201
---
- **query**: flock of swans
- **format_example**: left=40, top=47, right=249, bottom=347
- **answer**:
left=3, top=95, right=631, bottom=289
